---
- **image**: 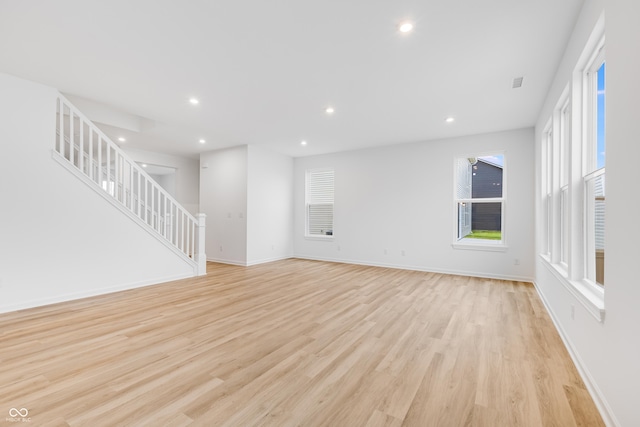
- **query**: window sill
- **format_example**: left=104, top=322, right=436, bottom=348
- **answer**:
left=452, top=239, right=508, bottom=252
left=539, top=254, right=605, bottom=323
left=305, top=235, right=335, bottom=242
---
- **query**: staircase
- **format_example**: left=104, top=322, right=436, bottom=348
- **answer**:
left=52, top=94, right=206, bottom=275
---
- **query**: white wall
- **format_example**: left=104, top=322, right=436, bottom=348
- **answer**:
left=199, top=146, right=248, bottom=265
left=247, top=145, right=294, bottom=265
left=534, top=1, right=640, bottom=425
left=199, top=145, right=294, bottom=266
left=148, top=171, right=177, bottom=198
left=293, top=128, right=535, bottom=281
left=0, top=73, right=196, bottom=313
left=606, top=2, right=640, bottom=424
left=122, top=147, right=199, bottom=215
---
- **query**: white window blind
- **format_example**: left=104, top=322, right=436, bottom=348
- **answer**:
left=306, top=169, right=334, bottom=236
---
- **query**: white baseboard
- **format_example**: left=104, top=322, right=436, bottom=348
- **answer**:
left=532, top=281, right=619, bottom=427
left=246, top=255, right=293, bottom=266
left=293, top=254, right=534, bottom=282
left=206, top=254, right=293, bottom=267
left=206, top=256, right=248, bottom=266
left=0, top=272, right=193, bottom=314
left=207, top=253, right=533, bottom=282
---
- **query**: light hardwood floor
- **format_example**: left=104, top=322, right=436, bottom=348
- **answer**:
left=0, top=259, right=604, bottom=426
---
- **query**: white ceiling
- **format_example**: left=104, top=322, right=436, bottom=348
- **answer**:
left=0, top=0, right=583, bottom=159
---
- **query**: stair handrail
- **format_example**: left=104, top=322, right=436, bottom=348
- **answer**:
left=53, top=94, right=206, bottom=275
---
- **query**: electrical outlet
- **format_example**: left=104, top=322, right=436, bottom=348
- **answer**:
left=401, top=250, right=406, bottom=256
left=337, top=245, right=341, bottom=251
left=514, top=258, right=520, bottom=265
left=384, top=248, right=388, bottom=255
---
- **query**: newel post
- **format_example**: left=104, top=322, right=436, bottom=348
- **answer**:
left=195, top=213, right=207, bottom=275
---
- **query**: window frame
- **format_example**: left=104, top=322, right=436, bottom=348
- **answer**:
left=538, top=23, right=605, bottom=322
left=305, top=168, right=335, bottom=240
left=452, top=152, right=507, bottom=252
left=582, top=40, right=606, bottom=288
left=559, top=98, right=571, bottom=269
left=542, top=124, right=553, bottom=259
left=583, top=42, right=606, bottom=175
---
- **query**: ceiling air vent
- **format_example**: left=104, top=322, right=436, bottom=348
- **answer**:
left=512, top=76, right=524, bottom=89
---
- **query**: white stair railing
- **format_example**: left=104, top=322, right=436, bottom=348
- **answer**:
left=53, top=95, right=206, bottom=275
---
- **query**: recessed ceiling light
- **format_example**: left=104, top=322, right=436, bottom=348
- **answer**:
left=199, top=139, right=206, bottom=144
left=118, top=137, right=126, bottom=142
left=325, top=107, right=335, bottom=114
left=142, top=164, right=148, bottom=168
left=300, top=140, right=307, bottom=146
left=189, top=97, right=199, bottom=105
left=399, top=21, right=414, bottom=33
left=445, top=117, right=455, bottom=123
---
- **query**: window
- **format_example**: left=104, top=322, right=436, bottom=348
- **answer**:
left=454, top=154, right=505, bottom=248
left=306, top=168, right=334, bottom=237
left=538, top=24, right=605, bottom=321
left=584, top=46, right=605, bottom=286
left=559, top=100, right=571, bottom=267
left=543, top=128, right=553, bottom=257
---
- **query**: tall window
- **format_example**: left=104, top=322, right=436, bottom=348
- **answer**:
left=543, top=129, right=553, bottom=257
left=306, top=168, right=334, bottom=237
left=584, top=47, right=605, bottom=286
left=454, top=154, right=505, bottom=245
left=560, top=101, right=571, bottom=267
left=539, top=24, right=605, bottom=320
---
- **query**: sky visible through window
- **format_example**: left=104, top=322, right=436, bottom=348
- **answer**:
left=597, top=61, right=606, bottom=169
left=478, top=154, right=504, bottom=167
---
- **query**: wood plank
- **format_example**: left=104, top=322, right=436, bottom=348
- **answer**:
left=0, top=259, right=604, bottom=426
